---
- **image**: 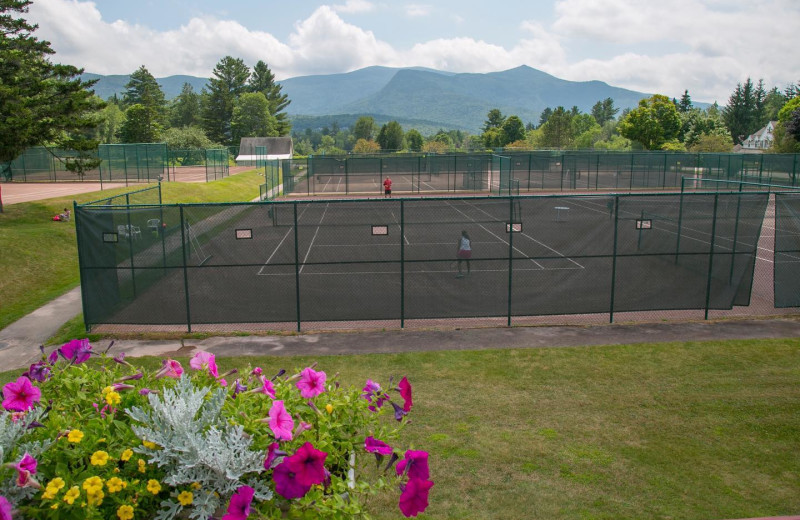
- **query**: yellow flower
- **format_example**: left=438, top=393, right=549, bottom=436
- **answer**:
left=67, top=430, right=84, bottom=443
left=142, top=440, right=157, bottom=449
left=146, top=479, right=161, bottom=494
left=82, top=476, right=103, bottom=493
left=177, top=491, right=193, bottom=506
left=43, top=477, right=66, bottom=498
left=42, top=489, right=57, bottom=500
left=51, top=503, right=59, bottom=509
left=117, top=504, right=134, bottom=520
left=137, top=458, right=146, bottom=473
left=90, top=450, right=109, bottom=466
left=120, top=449, right=133, bottom=461
left=102, top=386, right=112, bottom=395
left=107, top=477, right=126, bottom=493
left=63, top=486, right=80, bottom=505
left=87, top=489, right=104, bottom=506
left=325, top=403, right=334, bottom=414
left=105, top=391, right=121, bottom=405
left=190, top=482, right=201, bottom=490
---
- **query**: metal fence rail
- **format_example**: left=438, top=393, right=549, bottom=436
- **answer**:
left=74, top=191, right=797, bottom=332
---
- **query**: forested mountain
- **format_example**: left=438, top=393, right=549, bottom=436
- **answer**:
left=83, top=65, right=664, bottom=133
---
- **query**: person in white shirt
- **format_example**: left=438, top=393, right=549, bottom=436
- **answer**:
left=455, top=230, right=472, bottom=278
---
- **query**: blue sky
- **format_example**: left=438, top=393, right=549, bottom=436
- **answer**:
left=26, top=0, right=800, bottom=104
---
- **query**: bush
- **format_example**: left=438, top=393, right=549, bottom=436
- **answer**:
left=0, top=340, right=432, bottom=519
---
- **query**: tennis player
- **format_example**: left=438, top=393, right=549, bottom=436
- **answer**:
left=383, top=177, right=392, bottom=197
left=456, top=230, right=472, bottom=278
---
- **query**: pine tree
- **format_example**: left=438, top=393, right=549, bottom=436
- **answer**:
left=0, top=0, right=103, bottom=175
left=248, top=61, right=291, bottom=136
left=203, top=56, right=250, bottom=145
left=678, top=90, right=693, bottom=113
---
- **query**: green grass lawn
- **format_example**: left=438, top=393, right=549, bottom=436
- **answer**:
left=0, top=170, right=263, bottom=330
left=3, top=338, right=798, bottom=519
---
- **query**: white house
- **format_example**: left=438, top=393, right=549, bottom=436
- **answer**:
left=739, top=121, right=777, bottom=152
left=236, top=137, right=293, bottom=164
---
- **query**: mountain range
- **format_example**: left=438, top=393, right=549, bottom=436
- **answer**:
left=81, top=65, right=665, bottom=134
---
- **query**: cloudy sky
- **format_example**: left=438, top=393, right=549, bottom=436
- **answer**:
left=26, top=0, right=800, bottom=104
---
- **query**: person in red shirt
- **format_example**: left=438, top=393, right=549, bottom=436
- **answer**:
left=383, top=177, right=392, bottom=198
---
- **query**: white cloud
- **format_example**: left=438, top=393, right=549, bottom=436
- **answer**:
left=332, top=0, right=375, bottom=14
left=24, top=0, right=800, bottom=103
left=405, top=4, right=432, bottom=17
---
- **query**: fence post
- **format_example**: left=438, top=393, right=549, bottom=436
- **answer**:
left=507, top=195, right=514, bottom=326
left=609, top=195, right=620, bottom=323
left=293, top=202, right=301, bottom=332
left=675, top=191, right=686, bottom=263
left=400, top=200, right=405, bottom=328
left=73, top=202, right=92, bottom=332
left=704, top=194, right=720, bottom=320
left=179, top=205, right=192, bottom=332
left=729, top=191, right=743, bottom=284
left=125, top=194, right=137, bottom=297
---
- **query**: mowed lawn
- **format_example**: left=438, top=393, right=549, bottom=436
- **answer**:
left=0, top=170, right=263, bottom=330
left=4, top=338, right=792, bottom=520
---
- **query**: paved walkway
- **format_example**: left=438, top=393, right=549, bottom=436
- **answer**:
left=1, top=285, right=800, bottom=372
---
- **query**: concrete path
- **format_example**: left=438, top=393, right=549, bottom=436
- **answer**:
left=2, top=282, right=799, bottom=372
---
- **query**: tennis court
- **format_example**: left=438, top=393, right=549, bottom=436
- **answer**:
left=74, top=190, right=785, bottom=331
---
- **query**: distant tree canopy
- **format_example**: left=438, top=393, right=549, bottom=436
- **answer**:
left=376, top=121, right=404, bottom=150
left=618, top=95, right=681, bottom=150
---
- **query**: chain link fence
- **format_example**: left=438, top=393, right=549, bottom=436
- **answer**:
left=74, top=190, right=798, bottom=332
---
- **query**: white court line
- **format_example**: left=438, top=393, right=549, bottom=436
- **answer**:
left=443, top=200, right=545, bottom=269
left=256, top=265, right=583, bottom=277
left=257, top=203, right=315, bottom=275
left=390, top=210, right=410, bottom=245
left=299, top=203, right=330, bottom=273
left=567, top=197, right=779, bottom=263
left=448, top=199, right=586, bottom=269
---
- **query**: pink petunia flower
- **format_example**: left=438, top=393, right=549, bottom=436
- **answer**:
left=398, top=477, right=434, bottom=517
left=221, top=485, right=255, bottom=520
left=398, top=376, right=413, bottom=412
left=295, top=367, right=326, bottom=399
left=286, top=442, right=328, bottom=487
left=396, top=450, right=430, bottom=481
left=154, top=359, right=183, bottom=379
left=256, top=376, right=275, bottom=398
left=59, top=338, right=93, bottom=364
left=263, top=442, right=285, bottom=470
left=272, top=459, right=311, bottom=499
left=15, top=453, right=37, bottom=475
left=0, top=496, right=11, bottom=520
left=2, top=377, right=41, bottom=412
left=364, top=436, right=393, bottom=456
left=267, top=400, right=294, bottom=441
left=362, top=380, right=389, bottom=411
left=189, top=351, right=219, bottom=378
left=22, top=361, right=50, bottom=383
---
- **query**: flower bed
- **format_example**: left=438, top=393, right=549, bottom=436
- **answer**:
left=0, top=339, right=432, bottom=519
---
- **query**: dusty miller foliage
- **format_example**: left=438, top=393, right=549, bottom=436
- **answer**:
left=0, top=409, right=51, bottom=506
left=126, top=376, right=271, bottom=520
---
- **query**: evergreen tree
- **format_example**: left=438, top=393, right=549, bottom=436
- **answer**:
left=231, top=92, right=276, bottom=143
left=723, top=78, right=763, bottom=144
left=123, top=65, right=166, bottom=110
left=118, top=104, right=161, bottom=143
left=169, top=83, right=201, bottom=128
left=376, top=121, right=404, bottom=150
left=539, top=107, right=574, bottom=149
left=405, top=129, right=423, bottom=151
left=678, top=90, right=693, bottom=113
left=501, top=115, right=526, bottom=145
left=591, top=98, right=618, bottom=126
left=538, top=107, right=553, bottom=128
left=0, top=0, right=103, bottom=174
left=248, top=61, right=291, bottom=135
left=353, top=116, right=375, bottom=141
left=483, top=109, right=505, bottom=132
left=203, top=56, right=250, bottom=145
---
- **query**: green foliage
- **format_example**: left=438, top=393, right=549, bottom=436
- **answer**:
left=0, top=0, right=103, bottom=164
left=539, top=107, right=574, bottom=149
left=376, top=121, right=404, bottom=151
left=688, top=133, right=733, bottom=152
left=96, top=104, right=126, bottom=144
left=4, top=347, right=427, bottom=519
left=618, top=94, right=681, bottom=150
left=119, top=104, right=162, bottom=143
left=501, top=116, right=526, bottom=145
left=169, top=83, right=201, bottom=129
left=231, top=92, right=277, bottom=143
left=483, top=109, right=505, bottom=132
left=404, top=129, right=423, bottom=152
left=723, top=77, right=768, bottom=144
left=162, top=126, right=216, bottom=151
left=123, top=66, right=166, bottom=113
left=203, top=56, right=251, bottom=145
left=353, top=116, right=376, bottom=141
left=247, top=61, right=291, bottom=136
left=677, top=90, right=693, bottom=113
